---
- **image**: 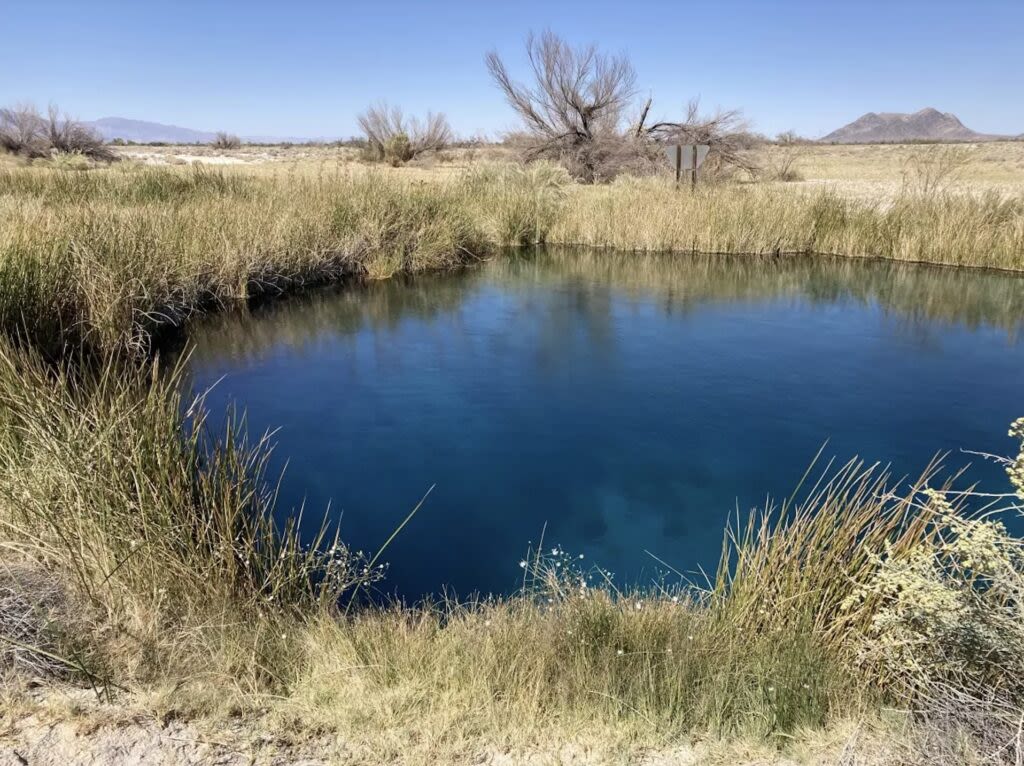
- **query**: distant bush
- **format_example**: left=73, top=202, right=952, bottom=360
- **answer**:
left=900, top=145, right=973, bottom=197
left=0, top=103, right=112, bottom=161
left=212, top=132, right=242, bottom=150
left=0, top=104, right=49, bottom=157
left=357, top=103, right=452, bottom=165
left=760, top=146, right=806, bottom=182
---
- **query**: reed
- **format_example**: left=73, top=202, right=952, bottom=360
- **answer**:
left=1, top=162, right=1021, bottom=355
left=1, top=160, right=1023, bottom=758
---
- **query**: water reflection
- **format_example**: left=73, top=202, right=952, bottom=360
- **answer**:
left=184, top=249, right=1024, bottom=366
left=180, top=249, right=1024, bottom=600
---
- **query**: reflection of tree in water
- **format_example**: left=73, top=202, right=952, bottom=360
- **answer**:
left=179, top=247, right=1024, bottom=367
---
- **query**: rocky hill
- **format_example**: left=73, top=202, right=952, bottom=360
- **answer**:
left=821, top=108, right=1003, bottom=143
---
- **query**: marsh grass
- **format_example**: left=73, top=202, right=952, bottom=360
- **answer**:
left=554, top=176, right=1024, bottom=270
left=1, top=162, right=1021, bottom=354
left=1, top=160, right=1023, bottom=756
left=0, top=331, right=962, bottom=743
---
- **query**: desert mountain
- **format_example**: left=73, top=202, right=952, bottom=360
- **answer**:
left=84, top=117, right=219, bottom=144
left=820, top=108, right=1002, bottom=143
left=82, top=117, right=313, bottom=144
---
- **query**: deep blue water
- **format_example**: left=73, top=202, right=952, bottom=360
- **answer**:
left=181, top=249, right=1024, bottom=600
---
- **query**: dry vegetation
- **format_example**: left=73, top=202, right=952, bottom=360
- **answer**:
left=486, top=31, right=756, bottom=182
left=1, top=45, right=1024, bottom=759
left=0, top=156, right=1021, bottom=762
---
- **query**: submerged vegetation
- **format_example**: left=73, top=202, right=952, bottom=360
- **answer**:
left=0, top=151, right=1023, bottom=761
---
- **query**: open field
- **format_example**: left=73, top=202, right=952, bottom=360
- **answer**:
left=0, top=150, right=1023, bottom=763
left=109, top=140, right=1024, bottom=201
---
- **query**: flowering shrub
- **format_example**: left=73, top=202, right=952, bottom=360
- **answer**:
left=1009, top=417, right=1024, bottom=500
left=846, top=420, right=1024, bottom=708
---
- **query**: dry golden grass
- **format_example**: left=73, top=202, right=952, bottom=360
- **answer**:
left=114, top=139, right=1024, bottom=198
left=1, top=151, right=1023, bottom=761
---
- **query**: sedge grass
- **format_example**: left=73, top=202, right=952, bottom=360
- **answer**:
left=1, top=162, right=1022, bottom=355
left=0, top=335, right=972, bottom=749
left=1, top=159, right=1023, bottom=756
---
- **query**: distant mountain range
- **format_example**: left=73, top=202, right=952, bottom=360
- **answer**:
left=84, top=117, right=218, bottom=144
left=820, top=108, right=1011, bottom=143
left=82, top=111, right=1019, bottom=146
left=82, top=117, right=312, bottom=144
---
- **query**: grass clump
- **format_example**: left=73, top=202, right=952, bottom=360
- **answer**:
left=0, top=339, right=381, bottom=693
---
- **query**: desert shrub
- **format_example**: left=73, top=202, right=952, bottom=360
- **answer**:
left=843, top=422, right=1024, bottom=762
left=0, top=104, right=48, bottom=157
left=1009, top=417, right=1024, bottom=499
left=849, top=493, right=1024, bottom=695
left=0, top=103, right=112, bottom=161
left=900, top=145, right=973, bottom=196
left=45, top=106, right=113, bottom=160
left=46, top=151, right=92, bottom=171
left=212, top=131, right=242, bottom=150
left=760, top=146, right=806, bottom=182
left=357, top=103, right=452, bottom=165
left=383, top=132, right=413, bottom=166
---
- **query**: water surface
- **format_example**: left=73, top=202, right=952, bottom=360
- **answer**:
left=182, top=249, right=1024, bottom=599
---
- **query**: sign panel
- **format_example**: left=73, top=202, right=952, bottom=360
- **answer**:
left=664, top=144, right=711, bottom=170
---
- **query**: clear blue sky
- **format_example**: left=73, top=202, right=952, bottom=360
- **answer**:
left=2, top=0, right=1021, bottom=140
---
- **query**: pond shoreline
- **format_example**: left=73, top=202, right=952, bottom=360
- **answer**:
left=1, top=164, right=1023, bottom=762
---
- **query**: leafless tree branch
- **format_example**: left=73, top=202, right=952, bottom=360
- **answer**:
left=487, top=34, right=756, bottom=182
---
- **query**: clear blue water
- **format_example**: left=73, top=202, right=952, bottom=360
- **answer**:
left=181, top=249, right=1024, bottom=601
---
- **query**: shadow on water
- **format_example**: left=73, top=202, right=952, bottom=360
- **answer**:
left=174, top=248, right=1024, bottom=601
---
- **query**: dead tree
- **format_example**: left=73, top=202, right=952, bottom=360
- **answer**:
left=0, top=103, right=111, bottom=160
left=641, top=100, right=760, bottom=178
left=0, top=103, right=48, bottom=157
left=487, top=33, right=757, bottom=182
left=486, top=31, right=639, bottom=182
left=45, top=105, right=112, bottom=160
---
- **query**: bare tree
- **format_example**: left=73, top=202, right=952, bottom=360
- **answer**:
left=0, top=103, right=47, bottom=157
left=212, top=131, right=242, bottom=150
left=487, top=33, right=757, bottom=182
left=486, top=31, right=639, bottom=182
left=45, top=105, right=113, bottom=160
left=357, top=103, right=452, bottom=165
left=639, top=100, right=760, bottom=178
left=1, top=103, right=112, bottom=160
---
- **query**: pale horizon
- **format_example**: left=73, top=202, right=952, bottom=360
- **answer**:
left=2, top=0, right=1022, bottom=140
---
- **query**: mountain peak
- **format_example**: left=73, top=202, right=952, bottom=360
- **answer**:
left=821, top=108, right=998, bottom=143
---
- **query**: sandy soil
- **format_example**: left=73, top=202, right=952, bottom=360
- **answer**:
left=0, top=686, right=895, bottom=766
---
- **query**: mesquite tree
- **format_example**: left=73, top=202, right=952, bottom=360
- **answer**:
left=487, top=32, right=756, bottom=182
